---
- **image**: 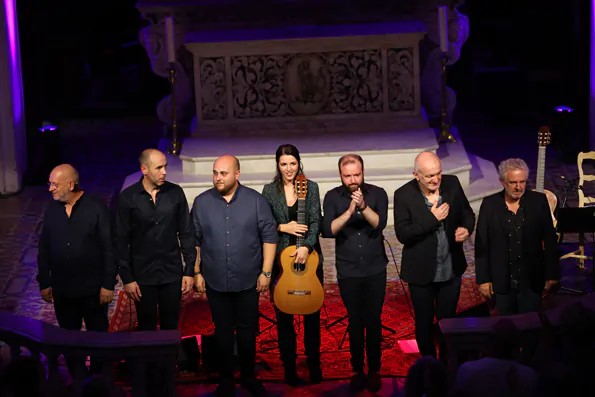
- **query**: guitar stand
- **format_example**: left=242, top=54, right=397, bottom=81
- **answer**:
left=257, top=311, right=279, bottom=353
left=258, top=311, right=277, bottom=335
left=326, top=314, right=396, bottom=350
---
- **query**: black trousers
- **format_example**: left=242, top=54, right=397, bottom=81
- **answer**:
left=53, top=293, right=109, bottom=332
left=53, top=293, right=109, bottom=378
left=135, top=280, right=182, bottom=331
left=274, top=307, right=321, bottom=370
left=494, top=288, right=541, bottom=315
left=408, top=276, right=461, bottom=358
left=205, top=285, right=259, bottom=380
left=337, top=271, right=387, bottom=373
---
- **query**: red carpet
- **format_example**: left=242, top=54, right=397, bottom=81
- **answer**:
left=109, top=278, right=485, bottom=380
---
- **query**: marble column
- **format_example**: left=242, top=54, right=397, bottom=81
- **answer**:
left=0, top=0, right=26, bottom=195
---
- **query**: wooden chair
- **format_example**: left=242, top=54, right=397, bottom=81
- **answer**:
left=560, top=151, right=595, bottom=268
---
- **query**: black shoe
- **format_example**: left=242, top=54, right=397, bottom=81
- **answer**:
left=349, top=372, right=367, bottom=392
left=215, top=378, right=235, bottom=397
left=240, top=376, right=267, bottom=396
left=284, top=369, right=306, bottom=387
left=309, top=366, right=323, bottom=384
left=367, top=371, right=382, bottom=392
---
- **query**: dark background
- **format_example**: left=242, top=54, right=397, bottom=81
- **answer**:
left=15, top=0, right=592, bottom=165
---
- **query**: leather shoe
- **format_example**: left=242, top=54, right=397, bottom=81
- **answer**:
left=215, top=378, right=235, bottom=397
left=240, top=376, right=267, bottom=396
left=284, top=368, right=306, bottom=387
left=309, top=366, right=323, bottom=384
left=367, top=370, right=382, bottom=392
left=349, top=372, right=367, bottom=392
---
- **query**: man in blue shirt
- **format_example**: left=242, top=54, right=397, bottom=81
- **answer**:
left=192, top=155, right=277, bottom=397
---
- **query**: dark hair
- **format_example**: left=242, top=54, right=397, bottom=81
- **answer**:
left=273, top=144, right=304, bottom=191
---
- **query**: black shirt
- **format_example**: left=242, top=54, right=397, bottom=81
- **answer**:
left=115, top=180, right=196, bottom=286
left=505, top=204, right=525, bottom=289
left=322, top=183, right=389, bottom=279
left=37, top=193, right=117, bottom=298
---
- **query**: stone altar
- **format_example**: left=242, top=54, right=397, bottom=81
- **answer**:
left=185, top=22, right=425, bottom=127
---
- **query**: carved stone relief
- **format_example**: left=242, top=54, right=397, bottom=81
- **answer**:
left=231, top=55, right=288, bottom=118
left=285, top=54, right=330, bottom=116
left=387, top=48, right=415, bottom=112
left=204, top=49, right=392, bottom=120
left=200, top=57, right=227, bottom=120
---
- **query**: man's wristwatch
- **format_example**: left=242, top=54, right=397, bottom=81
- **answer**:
left=261, top=271, right=272, bottom=278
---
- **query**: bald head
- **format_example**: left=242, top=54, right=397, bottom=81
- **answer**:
left=48, top=164, right=80, bottom=202
left=413, top=151, right=442, bottom=195
left=214, top=155, right=240, bottom=172
left=139, top=148, right=165, bottom=167
left=139, top=148, right=167, bottom=189
left=414, top=152, right=441, bottom=173
left=50, top=164, right=79, bottom=185
left=213, top=155, right=240, bottom=197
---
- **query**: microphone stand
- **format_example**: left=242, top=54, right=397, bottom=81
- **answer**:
left=558, top=177, right=579, bottom=209
left=168, top=63, right=180, bottom=156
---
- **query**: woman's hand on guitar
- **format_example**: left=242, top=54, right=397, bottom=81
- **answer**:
left=282, top=221, right=308, bottom=236
left=291, top=246, right=310, bottom=264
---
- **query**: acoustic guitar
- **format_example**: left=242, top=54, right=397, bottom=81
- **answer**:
left=535, top=126, right=558, bottom=227
left=273, top=174, right=324, bottom=315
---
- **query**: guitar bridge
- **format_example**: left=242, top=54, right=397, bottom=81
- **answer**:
left=287, top=290, right=311, bottom=296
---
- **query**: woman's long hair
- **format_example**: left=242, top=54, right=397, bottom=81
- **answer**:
left=273, top=144, right=304, bottom=192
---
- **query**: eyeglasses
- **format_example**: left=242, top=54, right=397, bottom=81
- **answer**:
left=47, top=181, right=72, bottom=188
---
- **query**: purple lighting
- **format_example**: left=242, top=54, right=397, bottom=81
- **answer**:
left=4, top=0, right=23, bottom=122
left=591, top=0, right=595, bottom=148
left=555, top=105, right=574, bottom=113
left=38, top=125, right=58, bottom=133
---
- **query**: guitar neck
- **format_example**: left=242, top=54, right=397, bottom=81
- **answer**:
left=536, top=146, right=546, bottom=193
left=296, top=198, right=306, bottom=248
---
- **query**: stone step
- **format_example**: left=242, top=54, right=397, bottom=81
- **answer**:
left=180, top=115, right=438, bottom=175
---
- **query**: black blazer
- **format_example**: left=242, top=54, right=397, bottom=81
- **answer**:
left=393, top=175, right=476, bottom=285
left=474, top=190, right=559, bottom=294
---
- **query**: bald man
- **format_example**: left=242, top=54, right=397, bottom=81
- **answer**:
left=37, top=164, right=116, bottom=378
left=115, top=149, right=196, bottom=331
left=393, top=151, right=475, bottom=359
left=191, top=155, right=277, bottom=397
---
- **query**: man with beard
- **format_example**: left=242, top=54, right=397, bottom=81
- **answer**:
left=115, top=148, right=196, bottom=396
left=393, top=151, right=475, bottom=359
left=115, top=148, right=196, bottom=330
left=475, top=158, right=559, bottom=315
left=322, top=153, right=388, bottom=393
left=191, top=155, right=277, bottom=397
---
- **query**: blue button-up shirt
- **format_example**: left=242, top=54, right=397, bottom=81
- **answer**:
left=191, top=183, right=278, bottom=292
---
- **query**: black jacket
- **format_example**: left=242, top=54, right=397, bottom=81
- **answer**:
left=393, top=175, right=475, bottom=285
left=474, top=190, right=559, bottom=294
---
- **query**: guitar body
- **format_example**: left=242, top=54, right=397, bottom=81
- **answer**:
left=274, top=246, right=323, bottom=315
left=542, top=189, right=558, bottom=228
left=272, top=174, right=325, bottom=315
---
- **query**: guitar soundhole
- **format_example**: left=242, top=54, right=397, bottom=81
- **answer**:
left=293, top=262, right=305, bottom=272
